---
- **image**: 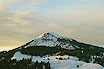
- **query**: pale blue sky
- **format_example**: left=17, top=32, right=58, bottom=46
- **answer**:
left=0, top=0, right=104, bottom=50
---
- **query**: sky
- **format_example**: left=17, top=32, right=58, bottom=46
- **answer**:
left=0, top=0, right=104, bottom=51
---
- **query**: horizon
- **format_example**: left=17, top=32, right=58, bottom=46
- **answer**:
left=0, top=0, right=104, bottom=51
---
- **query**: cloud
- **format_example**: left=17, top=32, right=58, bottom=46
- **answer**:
left=11, top=0, right=48, bottom=5
left=0, top=9, right=58, bottom=48
left=0, top=0, right=104, bottom=51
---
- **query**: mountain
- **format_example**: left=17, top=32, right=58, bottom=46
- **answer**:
left=0, top=32, right=104, bottom=69
left=25, top=32, right=76, bottom=50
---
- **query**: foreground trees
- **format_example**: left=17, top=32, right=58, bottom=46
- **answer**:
left=0, top=58, right=51, bottom=69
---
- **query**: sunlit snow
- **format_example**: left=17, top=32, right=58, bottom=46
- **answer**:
left=11, top=51, right=104, bottom=69
left=27, top=32, right=75, bottom=50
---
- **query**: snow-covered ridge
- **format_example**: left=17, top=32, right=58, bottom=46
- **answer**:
left=27, top=32, right=75, bottom=50
left=11, top=51, right=104, bottom=69
left=36, top=32, right=73, bottom=41
left=36, top=32, right=63, bottom=39
left=99, top=45, right=104, bottom=48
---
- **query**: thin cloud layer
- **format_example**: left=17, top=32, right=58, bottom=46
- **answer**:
left=0, top=0, right=104, bottom=51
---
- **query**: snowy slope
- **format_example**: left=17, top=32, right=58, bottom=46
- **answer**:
left=26, top=32, right=75, bottom=50
left=99, top=45, right=104, bottom=48
left=11, top=51, right=104, bottom=69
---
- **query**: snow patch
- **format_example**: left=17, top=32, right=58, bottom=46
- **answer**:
left=68, top=45, right=75, bottom=50
left=11, top=51, right=104, bottom=69
left=11, top=51, right=31, bottom=60
left=79, top=63, right=104, bottom=69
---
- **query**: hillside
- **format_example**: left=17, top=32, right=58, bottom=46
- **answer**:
left=0, top=32, right=104, bottom=69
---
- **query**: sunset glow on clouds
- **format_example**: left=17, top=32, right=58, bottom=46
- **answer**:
left=0, top=0, right=104, bottom=51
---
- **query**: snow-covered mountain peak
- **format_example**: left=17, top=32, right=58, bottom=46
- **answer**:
left=36, top=32, right=62, bottom=39
left=36, top=32, right=73, bottom=41
left=26, top=32, right=75, bottom=49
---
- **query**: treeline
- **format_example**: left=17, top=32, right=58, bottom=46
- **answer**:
left=59, top=48, right=104, bottom=66
left=94, top=57, right=104, bottom=66
left=19, top=46, right=104, bottom=66
left=0, top=58, right=51, bottom=69
left=20, top=46, right=66, bottom=57
left=0, top=50, right=17, bottom=61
